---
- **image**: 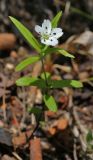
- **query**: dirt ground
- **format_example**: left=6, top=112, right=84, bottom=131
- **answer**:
left=0, top=0, right=93, bottom=160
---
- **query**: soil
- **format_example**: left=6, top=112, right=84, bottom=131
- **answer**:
left=0, top=0, right=93, bottom=160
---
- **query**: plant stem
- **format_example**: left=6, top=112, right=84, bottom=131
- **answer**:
left=27, top=48, right=49, bottom=142
left=41, top=57, right=49, bottom=87
left=40, top=46, right=49, bottom=88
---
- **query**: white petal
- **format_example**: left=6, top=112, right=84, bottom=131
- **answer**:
left=41, top=38, right=49, bottom=45
left=41, top=37, right=58, bottom=46
left=51, top=28, right=63, bottom=39
left=42, top=19, right=51, bottom=35
left=35, top=25, right=42, bottom=34
left=48, top=37, right=58, bottom=46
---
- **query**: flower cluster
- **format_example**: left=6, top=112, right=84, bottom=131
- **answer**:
left=35, top=19, right=63, bottom=46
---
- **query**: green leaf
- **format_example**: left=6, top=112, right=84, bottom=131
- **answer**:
left=48, top=79, right=83, bottom=88
left=16, top=76, right=47, bottom=88
left=43, top=47, right=56, bottom=56
left=52, top=11, right=62, bottom=28
left=9, top=16, right=41, bottom=52
left=86, top=130, right=93, bottom=143
left=28, top=107, right=42, bottom=115
left=16, top=76, right=83, bottom=88
left=40, top=72, right=51, bottom=80
left=16, top=56, right=39, bottom=71
left=58, top=49, right=75, bottom=58
left=70, top=80, right=83, bottom=88
left=44, top=47, right=75, bottom=58
left=43, top=94, right=57, bottom=112
left=89, top=77, right=93, bottom=81
left=16, top=77, right=36, bottom=86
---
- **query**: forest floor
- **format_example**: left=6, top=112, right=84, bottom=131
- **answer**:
left=0, top=0, right=93, bottom=160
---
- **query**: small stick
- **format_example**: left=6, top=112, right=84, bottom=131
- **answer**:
left=12, top=152, right=22, bottom=160
left=30, top=137, right=42, bottom=160
left=73, top=139, right=78, bottom=160
left=73, top=107, right=87, bottom=151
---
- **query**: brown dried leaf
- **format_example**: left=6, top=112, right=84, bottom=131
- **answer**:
left=30, top=138, right=42, bottom=160
left=12, top=133, right=26, bottom=147
left=48, top=127, right=56, bottom=135
left=57, top=118, right=68, bottom=130
left=60, top=30, right=93, bottom=55
left=1, top=155, right=16, bottom=160
left=0, top=88, right=10, bottom=98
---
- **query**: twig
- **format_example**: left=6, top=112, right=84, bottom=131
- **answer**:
left=73, top=139, right=78, bottom=160
left=2, top=77, right=7, bottom=122
left=21, top=87, right=27, bottom=124
left=30, top=137, right=42, bottom=160
left=65, top=154, right=72, bottom=160
left=12, top=152, right=22, bottom=160
left=73, top=106, right=87, bottom=151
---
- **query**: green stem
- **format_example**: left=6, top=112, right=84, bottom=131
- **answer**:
left=43, top=45, right=49, bottom=52
left=40, top=45, right=49, bottom=88
left=41, top=58, right=49, bottom=87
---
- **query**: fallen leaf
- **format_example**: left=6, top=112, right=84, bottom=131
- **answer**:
left=57, top=118, right=68, bottom=130
left=60, top=30, right=93, bottom=55
left=12, top=133, right=26, bottom=147
left=48, top=127, right=56, bottom=135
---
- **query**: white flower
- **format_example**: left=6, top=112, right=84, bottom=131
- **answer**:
left=35, top=19, right=63, bottom=46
